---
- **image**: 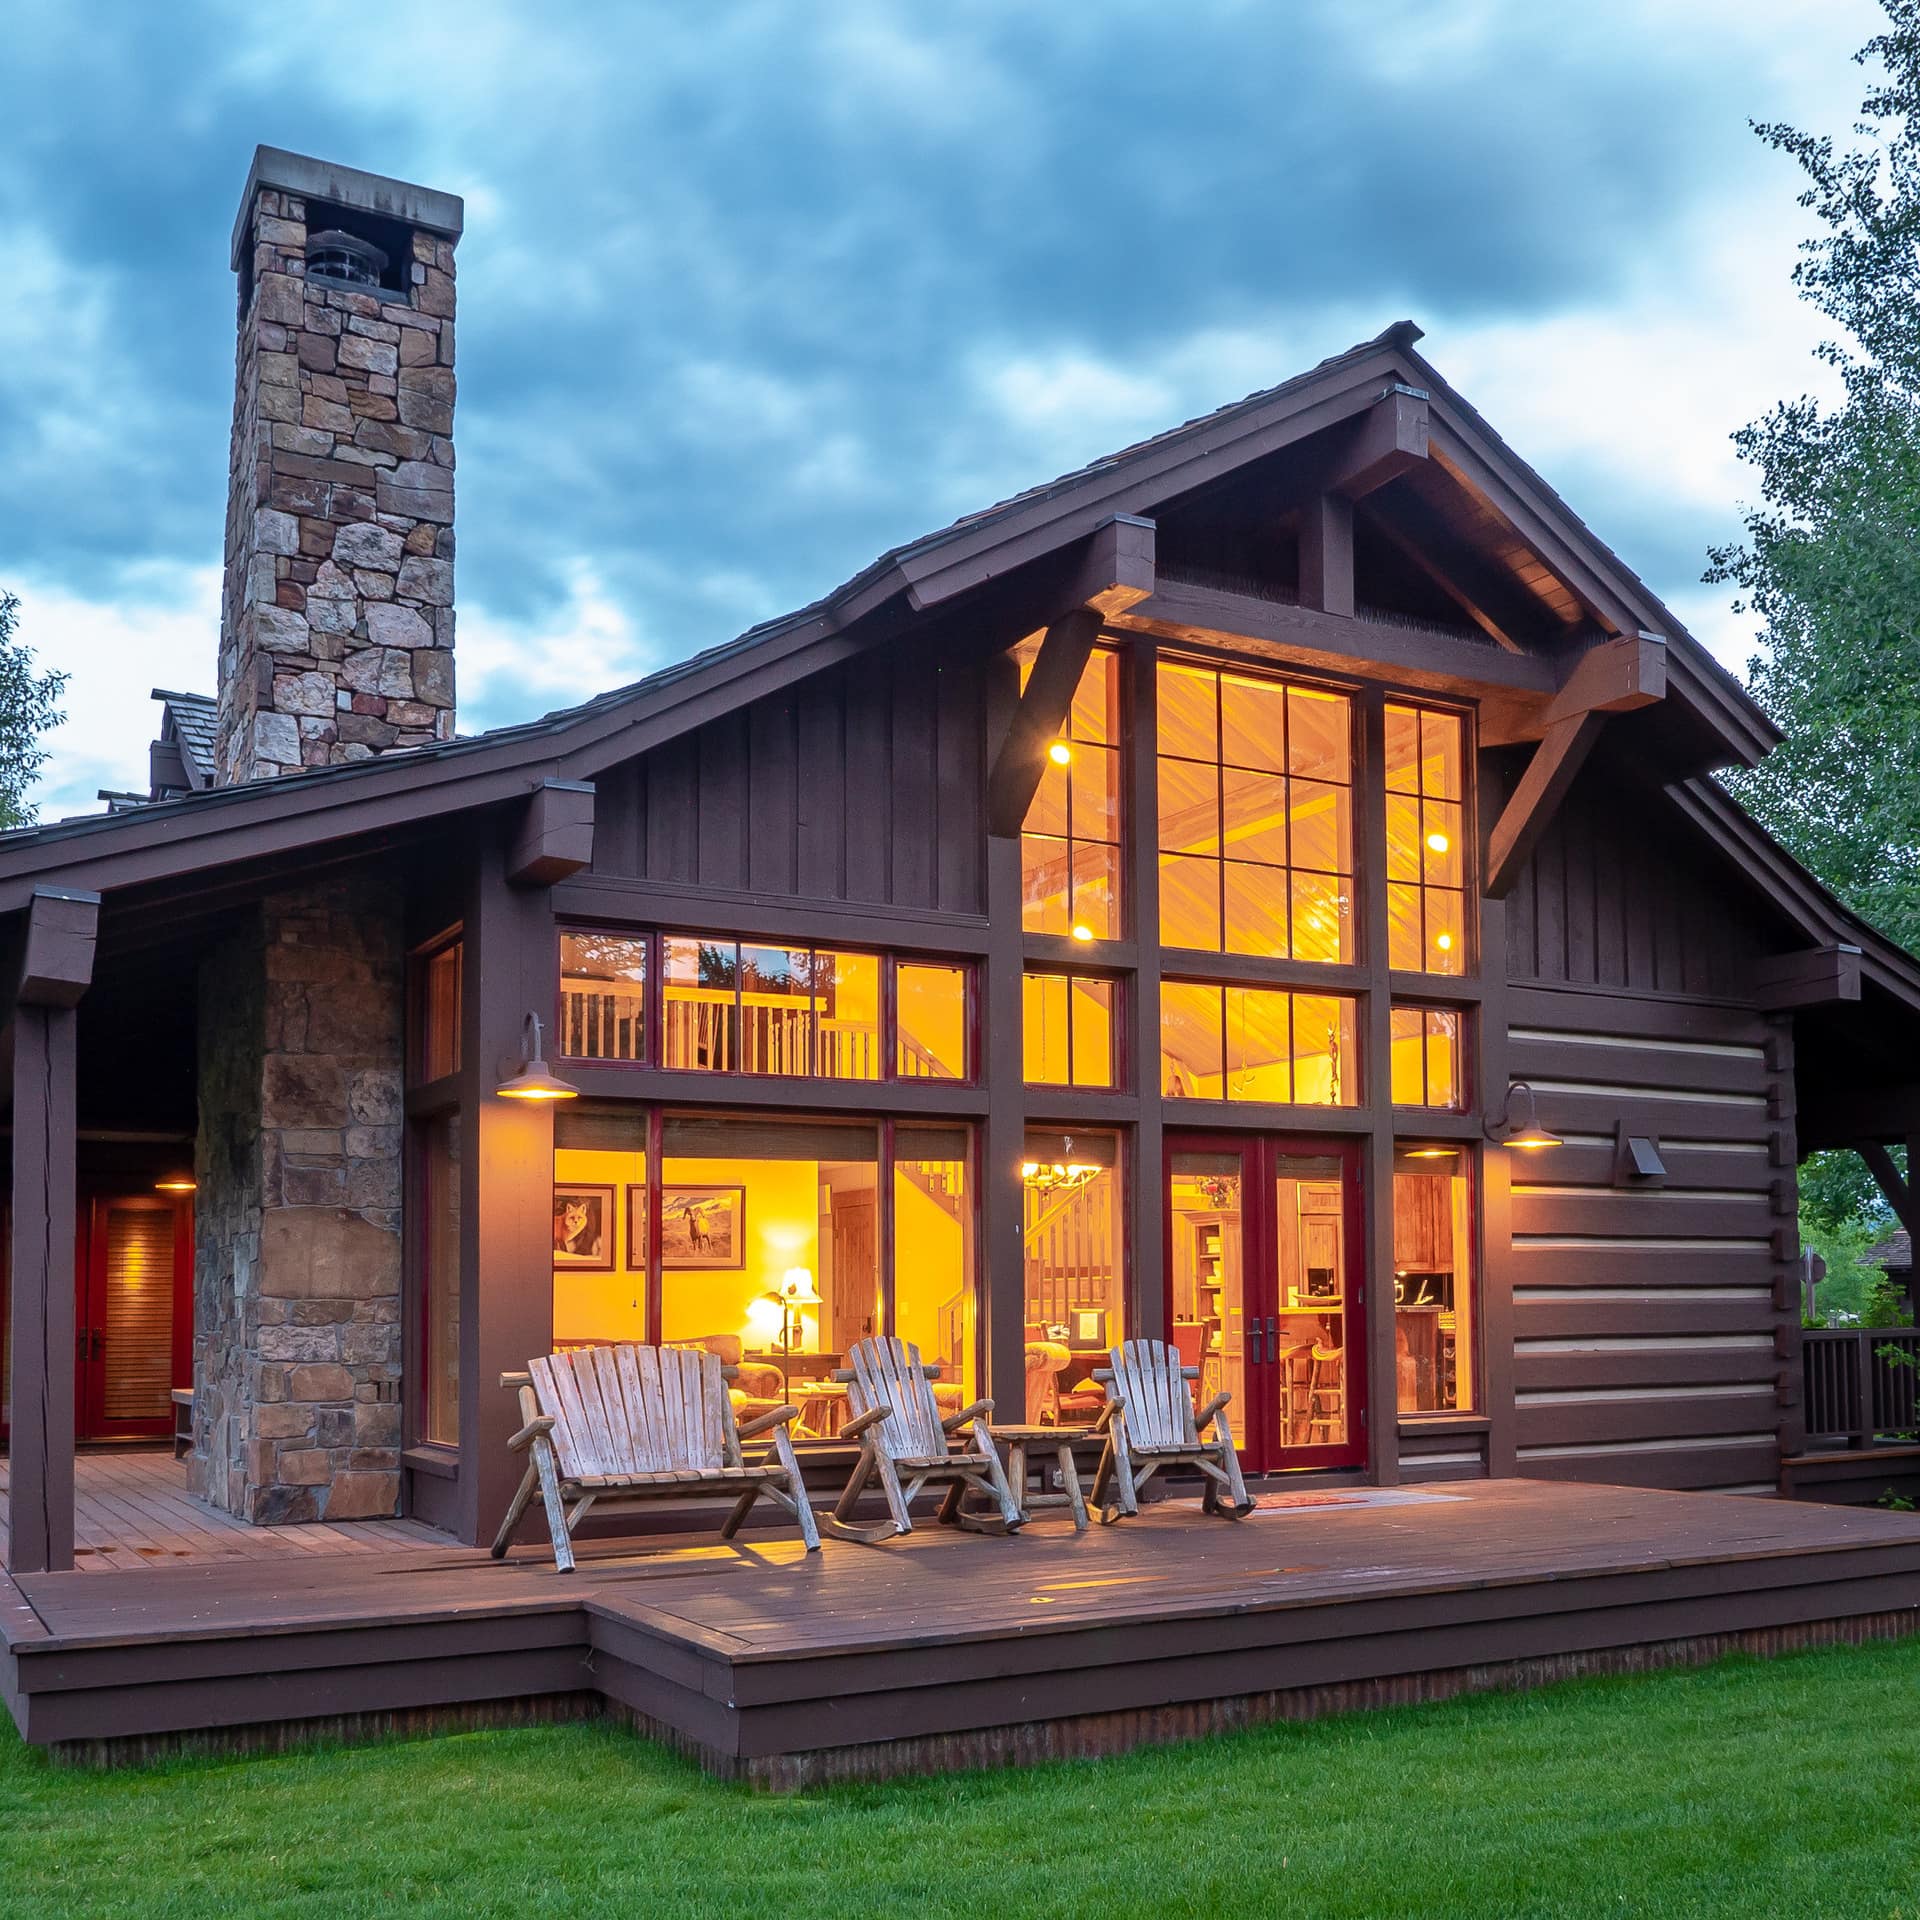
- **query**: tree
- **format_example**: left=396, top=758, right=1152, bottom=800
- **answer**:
left=1708, top=1, right=1920, bottom=954
left=0, top=592, right=68, bottom=830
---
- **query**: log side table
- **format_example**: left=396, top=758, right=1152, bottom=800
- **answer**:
left=989, top=1424, right=1096, bottom=1531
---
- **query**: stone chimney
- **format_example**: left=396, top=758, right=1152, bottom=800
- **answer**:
left=215, top=148, right=463, bottom=785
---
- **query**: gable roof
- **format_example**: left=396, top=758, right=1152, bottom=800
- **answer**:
left=0, top=322, right=1814, bottom=910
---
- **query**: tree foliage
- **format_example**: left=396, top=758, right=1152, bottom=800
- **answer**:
left=1709, top=1, right=1920, bottom=953
left=0, top=592, right=67, bottom=830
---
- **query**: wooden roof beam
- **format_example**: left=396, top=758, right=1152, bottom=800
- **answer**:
left=506, top=779, right=595, bottom=888
left=1860, top=1141, right=1917, bottom=1240
left=1485, top=635, right=1667, bottom=897
left=13, top=887, right=99, bottom=1011
left=1322, top=384, right=1431, bottom=500
left=1359, top=485, right=1553, bottom=654
left=1753, top=944, right=1864, bottom=1011
left=985, top=607, right=1103, bottom=838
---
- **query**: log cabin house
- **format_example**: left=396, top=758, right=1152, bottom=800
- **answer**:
left=4, top=149, right=1920, bottom=1770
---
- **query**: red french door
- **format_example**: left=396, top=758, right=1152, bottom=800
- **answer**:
left=1165, top=1132, right=1368, bottom=1473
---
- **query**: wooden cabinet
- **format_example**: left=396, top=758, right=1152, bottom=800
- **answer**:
left=1393, top=1172, right=1450, bottom=1274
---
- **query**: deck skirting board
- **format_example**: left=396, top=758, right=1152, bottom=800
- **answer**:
left=699, top=1608, right=1920, bottom=1789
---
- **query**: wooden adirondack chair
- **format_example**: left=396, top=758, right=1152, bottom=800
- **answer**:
left=1090, top=1337, right=1255, bottom=1523
left=491, top=1343, right=820, bottom=1572
left=828, top=1336, right=1025, bottom=1541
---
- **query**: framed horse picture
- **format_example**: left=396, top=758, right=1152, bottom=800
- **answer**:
left=552, top=1184, right=616, bottom=1271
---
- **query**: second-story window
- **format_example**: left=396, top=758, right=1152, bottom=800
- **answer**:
left=1385, top=703, right=1468, bottom=975
left=1157, top=662, right=1354, bottom=963
left=1019, top=643, right=1123, bottom=941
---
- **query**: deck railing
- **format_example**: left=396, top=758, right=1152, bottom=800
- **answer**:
left=1802, top=1327, right=1920, bottom=1449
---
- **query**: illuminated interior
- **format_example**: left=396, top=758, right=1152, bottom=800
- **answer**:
left=1167, top=1151, right=1351, bottom=1452
left=1390, top=1004, right=1462, bottom=1108
left=1157, top=662, right=1353, bottom=961
left=897, top=963, right=968, bottom=1079
left=1023, top=970, right=1116, bottom=1087
left=552, top=1109, right=976, bottom=1435
left=1019, top=643, right=1123, bottom=939
left=1394, top=1146, right=1474, bottom=1414
left=1160, top=982, right=1357, bottom=1104
left=1022, top=1129, right=1122, bottom=1424
left=1385, top=703, right=1468, bottom=975
left=422, top=1113, right=461, bottom=1445
left=661, top=937, right=881, bottom=1078
left=417, top=936, right=462, bottom=1080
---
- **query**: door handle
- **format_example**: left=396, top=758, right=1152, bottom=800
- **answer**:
left=1266, top=1316, right=1278, bottom=1359
left=1247, top=1319, right=1263, bottom=1366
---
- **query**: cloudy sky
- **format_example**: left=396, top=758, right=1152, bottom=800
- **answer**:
left=0, top=0, right=1885, bottom=819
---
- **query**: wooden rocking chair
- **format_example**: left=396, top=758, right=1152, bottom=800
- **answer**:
left=1090, top=1337, right=1255, bottom=1523
left=491, top=1343, right=820, bottom=1573
left=827, top=1336, right=1025, bottom=1541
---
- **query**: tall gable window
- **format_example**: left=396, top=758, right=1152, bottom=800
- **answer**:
left=1156, top=664, right=1354, bottom=962
left=1019, top=644, right=1123, bottom=940
left=1385, top=703, right=1468, bottom=974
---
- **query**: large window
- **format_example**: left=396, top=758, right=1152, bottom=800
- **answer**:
left=552, top=1108, right=978, bottom=1436
left=1160, top=983, right=1358, bottom=1105
left=1023, top=971, right=1117, bottom=1088
left=1390, top=1005, right=1463, bottom=1109
left=1022, top=1129, right=1123, bottom=1427
left=558, top=931, right=972, bottom=1083
left=1019, top=644, right=1123, bottom=940
left=1394, top=1146, right=1474, bottom=1415
left=1385, top=703, right=1468, bottom=975
left=1157, top=662, right=1354, bottom=961
left=421, top=1113, right=462, bottom=1446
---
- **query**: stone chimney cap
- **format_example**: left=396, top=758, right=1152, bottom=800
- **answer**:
left=230, top=145, right=464, bottom=270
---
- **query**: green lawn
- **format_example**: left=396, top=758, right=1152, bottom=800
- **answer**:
left=4, top=1640, right=1919, bottom=1918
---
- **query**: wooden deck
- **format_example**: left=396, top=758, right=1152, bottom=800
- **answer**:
left=7, top=1475, right=1920, bottom=1781
left=0, top=1449, right=450, bottom=1572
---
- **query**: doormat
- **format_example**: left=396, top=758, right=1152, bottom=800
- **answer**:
left=1247, top=1487, right=1464, bottom=1512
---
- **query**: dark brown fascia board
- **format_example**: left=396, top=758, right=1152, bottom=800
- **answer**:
left=893, top=352, right=1412, bottom=610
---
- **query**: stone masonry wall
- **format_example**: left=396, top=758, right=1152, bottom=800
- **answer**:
left=214, top=185, right=457, bottom=784
left=189, top=875, right=405, bottom=1523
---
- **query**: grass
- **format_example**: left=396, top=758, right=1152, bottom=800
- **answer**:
left=4, top=1640, right=1920, bottom=1918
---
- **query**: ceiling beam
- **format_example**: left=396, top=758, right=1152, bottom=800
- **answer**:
left=984, top=607, right=1103, bottom=838
left=1753, top=944, right=1864, bottom=1012
left=1359, top=485, right=1551, bottom=653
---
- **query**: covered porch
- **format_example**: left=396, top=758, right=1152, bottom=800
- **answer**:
left=5, top=1473, right=1919, bottom=1780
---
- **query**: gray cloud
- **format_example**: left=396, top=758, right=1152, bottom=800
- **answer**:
left=0, top=0, right=1878, bottom=780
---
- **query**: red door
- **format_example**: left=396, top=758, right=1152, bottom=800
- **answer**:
left=76, top=1195, right=191, bottom=1442
left=1165, top=1133, right=1367, bottom=1474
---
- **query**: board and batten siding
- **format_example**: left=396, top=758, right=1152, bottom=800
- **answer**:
left=588, top=646, right=987, bottom=916
left=1499, top=774, right=1798, bottom=1493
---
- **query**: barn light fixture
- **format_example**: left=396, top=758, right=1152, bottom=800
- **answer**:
left=1486, top=1080, right=1560, bottom=1152
left=495, top=1013, right=579, bottom=1101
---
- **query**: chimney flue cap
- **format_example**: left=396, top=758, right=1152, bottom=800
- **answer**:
left=306, top=229, right=387, bottom=290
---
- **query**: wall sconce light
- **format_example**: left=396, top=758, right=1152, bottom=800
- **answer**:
left=1613, top=1121, right=1667, bottom=1187
left=1486, top=1080, right=1560, bottom=1152
left=494, top=1012, right=580, bottom=1102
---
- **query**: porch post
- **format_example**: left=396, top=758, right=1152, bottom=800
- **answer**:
left=982, top=647, right=1029, bottom=1424
left=1125, top=636, right=1165, bottom=1343
left=6, top=887, right=98, bottom=1577
left=457, top=842, right=561, bottom=1547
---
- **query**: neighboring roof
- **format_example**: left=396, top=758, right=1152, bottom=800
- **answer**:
left=0, top=323, right=1833, bottom=916
left=1868, top=1230, right=1912, bottom=1274
left=155, top=690, right=218, bottom=787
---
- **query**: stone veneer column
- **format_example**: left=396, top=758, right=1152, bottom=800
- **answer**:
left=214, top=162, right=459, bottom=783
left=189, top=876, right=405, bottom=1522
